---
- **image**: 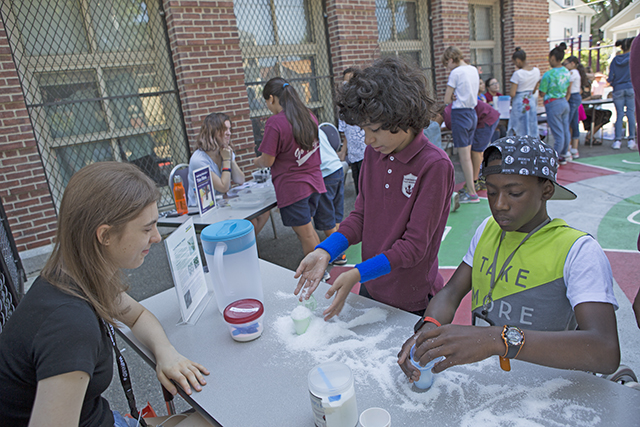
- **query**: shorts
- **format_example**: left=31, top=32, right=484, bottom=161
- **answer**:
left=451, top=108, right=478, bottom=148
left=314, top=168, right=345, bottom=231
left=280, top=193, right=320, bottom=227
left=472, top=120, right=499, bottom=152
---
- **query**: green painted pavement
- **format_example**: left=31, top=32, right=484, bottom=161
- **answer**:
left=576, top=152, right=640, bottom=173
left=598, top=193, right=640, bottom=251
left=438, top=199, right=492, bottom=267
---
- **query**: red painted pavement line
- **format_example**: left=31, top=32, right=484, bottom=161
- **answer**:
left=556, top=160, right=619, bottom=186
left=604, top=250, right=640, bottom=304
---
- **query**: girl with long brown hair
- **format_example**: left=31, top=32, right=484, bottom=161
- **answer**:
left=254, top=78, right=326, bottom=256
left=188, top=112, right=269, bottom=235
left=0, top=162, right=212, bottom=426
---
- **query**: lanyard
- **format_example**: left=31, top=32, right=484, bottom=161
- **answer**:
left=103, top=320, right=148, bottom=427
left=481, top=218, right=551, bottom=318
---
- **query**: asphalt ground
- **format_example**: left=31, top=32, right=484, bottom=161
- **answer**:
left=20, top=118, right=640, bottom=421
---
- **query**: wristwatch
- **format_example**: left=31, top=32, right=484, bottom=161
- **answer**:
left=501, top=325, right=525, bottom=359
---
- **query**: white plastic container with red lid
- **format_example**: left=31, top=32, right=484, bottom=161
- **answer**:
left=222, top=299, right=264, bottom=342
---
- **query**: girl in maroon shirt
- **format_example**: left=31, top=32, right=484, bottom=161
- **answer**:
left=254, top=78, right=326, bottom=255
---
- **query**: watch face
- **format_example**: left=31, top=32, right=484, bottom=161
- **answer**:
left=506, top=328, right=523, bottom=345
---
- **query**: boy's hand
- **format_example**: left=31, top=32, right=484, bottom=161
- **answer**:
left=409, top=324, right=504, bottom=373
left=397, top=323, right=438, bottom=382
left=322, top=268, right=360, bottom=321
left=294, top=249, right=330, bottom=301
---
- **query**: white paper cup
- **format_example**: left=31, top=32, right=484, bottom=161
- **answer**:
left=359, top=407, right=390, bottom=427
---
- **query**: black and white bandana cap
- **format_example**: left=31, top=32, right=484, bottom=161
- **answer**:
left=481, top=135, right=577, bottom=201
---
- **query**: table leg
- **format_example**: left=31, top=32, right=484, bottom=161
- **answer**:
left=590, top=107, right=595, bottom=147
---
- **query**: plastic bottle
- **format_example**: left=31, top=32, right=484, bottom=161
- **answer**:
left=173, top=175, right=188, bottom=215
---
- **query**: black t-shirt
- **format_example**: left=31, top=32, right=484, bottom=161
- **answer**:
left=0, top=277, right=113, bottom=426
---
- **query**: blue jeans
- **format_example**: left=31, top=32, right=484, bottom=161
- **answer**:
left=545, top=98, right=571, bottom=155
left=508, top=91, right=538, bottom=137
left=568, top=93, right=582, bottom=139
left=612, top=88, right=636, bottom=140
left=314, top=168, right=344, bottom=231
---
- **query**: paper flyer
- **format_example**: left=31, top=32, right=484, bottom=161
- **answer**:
left=193, top=166, right=216, bottom=217
left=164, top=218, right=209, bottom=324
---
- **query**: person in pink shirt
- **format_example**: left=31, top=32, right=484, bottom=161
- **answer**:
left=254, top=78, right=326, bottom=255
left=294, top=57, right=454, bottom=320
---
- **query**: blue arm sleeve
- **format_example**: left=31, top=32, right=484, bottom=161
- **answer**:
left=315, top=232, right=349, bottom=262
left=355, top=254, right=391, bottom=283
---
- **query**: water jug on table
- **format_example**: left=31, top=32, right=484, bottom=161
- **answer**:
left=200, top=219, right=264, bottom=313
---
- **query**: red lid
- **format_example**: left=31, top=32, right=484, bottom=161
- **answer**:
left=223, top=299, right=264, bottom=324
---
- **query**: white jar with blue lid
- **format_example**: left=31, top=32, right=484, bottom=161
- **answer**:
left=200, top=219, right=263, bottom=313
left=308, top=361, right=358, bottom=427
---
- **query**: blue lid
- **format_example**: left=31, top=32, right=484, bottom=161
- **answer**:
left=200, top=220, right=255, bottom=255
left=201, top=219, right=253, bottom=242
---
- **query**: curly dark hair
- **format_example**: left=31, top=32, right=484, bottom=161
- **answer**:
left=336, top=57, right=433, bottom=134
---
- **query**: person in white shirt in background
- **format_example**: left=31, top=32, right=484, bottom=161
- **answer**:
left=508, top=48, right=540, bottom=138
left=443, top=46, right=481, bottom=204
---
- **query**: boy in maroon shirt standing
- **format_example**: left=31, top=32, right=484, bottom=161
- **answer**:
left=294, top=57, right=455, bottom=320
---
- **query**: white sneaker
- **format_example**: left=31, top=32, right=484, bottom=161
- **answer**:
left=612, top=140, right=622, bottom=150
left=564, top=151, right=573, bottom=162
left=628, top=140, right=637, bottom=150
left=570, top=148, right=580, bottom=159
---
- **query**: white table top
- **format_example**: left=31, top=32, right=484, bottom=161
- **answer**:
left=158, top=192, right=276, bottom=230
left=120, top=261, right=640, bottom=426
left=582, top=98, right=614, bottom=106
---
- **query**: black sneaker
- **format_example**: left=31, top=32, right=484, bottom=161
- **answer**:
left=332, top=253, right=348, bottom=265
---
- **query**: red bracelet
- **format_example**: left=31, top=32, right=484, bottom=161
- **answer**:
left=222, top=168, right=231, bottom=172
left=423, top=316, right=441, bottom=328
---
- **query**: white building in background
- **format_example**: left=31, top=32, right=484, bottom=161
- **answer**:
left=600, top=0, right=640, bottom=41
left=549, top=0, right=596, bottom=49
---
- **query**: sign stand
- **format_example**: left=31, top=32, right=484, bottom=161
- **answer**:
left=164, top=218, right=212, bottom=325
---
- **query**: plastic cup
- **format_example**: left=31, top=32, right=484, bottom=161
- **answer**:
left=299, top=293, right=317, bottom=311
left=410, top=345, right=444, bottom=390
left=291, top=305, right=312, bottom=335
left=359, top=407, right=391, bottom=427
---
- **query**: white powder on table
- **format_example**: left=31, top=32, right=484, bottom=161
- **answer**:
left=268, top=294, right=603, bottom=425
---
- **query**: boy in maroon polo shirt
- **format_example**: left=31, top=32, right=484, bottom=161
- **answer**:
left=294, top=57, right=455, bottom=320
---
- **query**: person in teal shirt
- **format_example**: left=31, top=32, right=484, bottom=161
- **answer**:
left=539, top=43, right=571, bottom=163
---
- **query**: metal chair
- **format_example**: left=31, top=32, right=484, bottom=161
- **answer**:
left=168, top=163, right=190, bottom=204
left=319, top=122, right=341, bottom=152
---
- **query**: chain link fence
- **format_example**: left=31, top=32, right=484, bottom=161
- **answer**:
left=232, top=0, right=335, bottom=150
left=0, top=0, right=190, bottom=210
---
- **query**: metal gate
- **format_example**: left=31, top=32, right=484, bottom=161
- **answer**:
left=0, top=197, right=25, bottom=327
left=232, top=0, right=335, bottom=148
left=0, top=0, right=190, bottom=209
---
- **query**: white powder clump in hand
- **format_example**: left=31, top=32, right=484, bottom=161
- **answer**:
left=291, top=305, right=311, bottom=320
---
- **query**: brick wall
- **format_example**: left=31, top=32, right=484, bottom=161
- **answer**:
left=325, top=0, right=381, bottom=77
left=431, top=0, right=472, bottom=100
left=0, top=21, right=57, bottom=252
left=162, top=0, right=255, bottom=173
left=503, top=0, right=550, bottom=96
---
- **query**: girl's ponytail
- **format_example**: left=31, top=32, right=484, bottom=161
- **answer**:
left=263, top=78, right=317, bottom=151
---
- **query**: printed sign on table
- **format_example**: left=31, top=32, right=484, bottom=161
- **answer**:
left=193, top=166, right=216, bottom=217
left=164, top=218, right=210, bottom=324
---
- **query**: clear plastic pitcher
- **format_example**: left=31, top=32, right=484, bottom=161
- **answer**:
left=200, top=220, right=264, bottom=313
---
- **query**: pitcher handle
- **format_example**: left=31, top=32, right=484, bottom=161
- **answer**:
left=214, top=242, right=233, bottom=297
